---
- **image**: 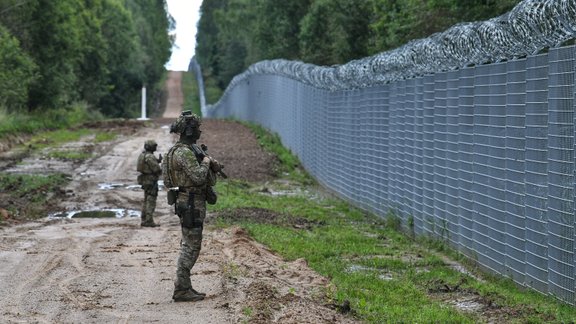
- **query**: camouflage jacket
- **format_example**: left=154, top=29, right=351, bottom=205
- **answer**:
left=137, top=151, right=162, bottom=179
left=162, top=142, right=216, bottom=190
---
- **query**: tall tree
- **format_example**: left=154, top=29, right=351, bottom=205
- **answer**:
left=0, top=0, right=173, bottom=116
left=196, top=0, right=228, bottom=86
left=97, top=0, right=144, bottom=117
left=299, top=0, right=372, bottom=65
left=126, top=0, right=173, bottom=87
left=368, top=0, right=522, bottom=54
left=0, top=23, right=37, bottom=111
left=212, top=0, right=258, bottom=88
left=195, top=0, right=525, bottom=94
left=26, top=0, right=85, bottom=110
left=0, top=0, right=38, bottom=52
left=252, top=0, right=310, bottom=60
left=76, top=0, right=109, bottom=108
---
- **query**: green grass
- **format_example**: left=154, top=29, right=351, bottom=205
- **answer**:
left=28, top=128, right=93, bottom=149
left=181, top=70, right=223, bottom=117
left=204, top=77, right=223, bottom=107
left=47, top=150, right=92, bottom=160
left=0, top=173, right=68, bottom=199
left=95, top=132, right=117, bottom=143
left=206, top=122, right=576, bottom=323
left=241, top=122, right=313, bottom=184
left=0, top=103, right=100, bottom=137
left=26, top=128, right=117, bottom=160
left=182, top=71, right=202, bottom=116
left=0, top=173, right=70, bottom=220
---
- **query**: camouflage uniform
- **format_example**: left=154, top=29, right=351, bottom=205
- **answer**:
left=163, top=113, right=216, bottom=301
left=137, top=141, right=162, bottom=227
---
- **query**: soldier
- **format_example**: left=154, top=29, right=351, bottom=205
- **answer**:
left=137, top=140, right=162, bottom=227
left=162, top=111, right=220, bottom=302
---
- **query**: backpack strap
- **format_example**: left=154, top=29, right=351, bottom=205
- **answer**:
left=165, top=144, right=180, bottom=188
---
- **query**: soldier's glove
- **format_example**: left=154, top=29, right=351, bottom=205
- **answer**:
left=209, top=158, right=222, bottom=172
left=157, top=153, right=163, bottom=163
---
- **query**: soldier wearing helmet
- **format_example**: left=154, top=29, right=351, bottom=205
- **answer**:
left=162, top=111, right=217, bottom=302
left=136, top=139, right=162, bottom=227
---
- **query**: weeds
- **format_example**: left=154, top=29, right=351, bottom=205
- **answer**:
left=0, top=173, right=69, bottom=220
left=28, top=129, right=91, bottom=149
left=25, top=128, right=116, bottom=162
left=95, top=132, right=117, bottom=143
left=47, top=151, right=92, bottom=160
left=241, top=122, right=314, bottom=184
left=182, top=72, right=202, bottom=116
left=0, top=103, right=101, bottom=137
left=222, top=262, right=248, bottom=281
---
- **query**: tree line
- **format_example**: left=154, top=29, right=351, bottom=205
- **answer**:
left=196, top=0, right=521, bottom=93
left=0, top=0, right=173, bottom=118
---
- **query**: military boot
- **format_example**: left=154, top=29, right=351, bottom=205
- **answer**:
left=141, top=222, right=159, bottom=227
left=173, top=289, right=205, bottom=302
left=191, top=288, right=206, bottom=297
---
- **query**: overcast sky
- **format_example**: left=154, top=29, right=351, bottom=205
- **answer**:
left=165, top=0, right=202, bottom=71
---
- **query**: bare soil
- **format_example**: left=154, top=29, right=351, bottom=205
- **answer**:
left=0, top=72, right=359, bottom=323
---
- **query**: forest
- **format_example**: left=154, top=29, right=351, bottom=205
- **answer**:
left=0, top=0, right=173, bottom=119
left=0, top=0, right=524, bottom=124
left=195, top=0, right=522, bottom=96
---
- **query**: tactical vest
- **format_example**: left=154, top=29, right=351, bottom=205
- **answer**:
left=163, top=142, right=216, bottom=189
left=137, top=152, right=152, bottom=174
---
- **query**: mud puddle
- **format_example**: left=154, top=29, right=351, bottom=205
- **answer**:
left=48, top=208, right=140, bottom=219
left=98, top=180, right=164, bottom=191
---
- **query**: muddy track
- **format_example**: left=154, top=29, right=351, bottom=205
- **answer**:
left=0, top=72, right=358, bottom=323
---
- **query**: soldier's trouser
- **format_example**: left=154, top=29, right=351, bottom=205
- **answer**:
left=175, top=226, right=203, bottom=290
left=141, top=183, right=158, bottom=224
left=174, top=194, right=206, bottom=291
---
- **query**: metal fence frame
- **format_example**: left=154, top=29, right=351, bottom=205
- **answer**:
left=202, top=0, right=576, bottom=304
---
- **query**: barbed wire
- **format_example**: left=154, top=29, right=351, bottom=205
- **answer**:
left=210, top=0, right=576, bottom=95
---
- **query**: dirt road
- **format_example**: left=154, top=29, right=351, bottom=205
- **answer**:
left=0, top=72, right=358, bottom=323
left=163, top=71, right=183, bottom=119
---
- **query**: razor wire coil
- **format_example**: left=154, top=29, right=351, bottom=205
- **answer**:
left=214, top=0, right=576, bottom=97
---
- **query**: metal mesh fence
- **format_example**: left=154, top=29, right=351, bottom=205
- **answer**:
left=202, top=0, right=576, bottom=304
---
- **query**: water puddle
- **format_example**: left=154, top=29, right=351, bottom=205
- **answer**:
left=98, top=180, right=164, bottom=191
left=346, top=264, right=376, bottom=273
left=49, top=208, right=140, bottom=219
left=267, top=189, right=300, bottom=196
left=346, top=264, right=396, bottom=281
left=378, top=273, right=394, bottom=280
left=453, top=298, right=484, bottom=312
left=257, top=187, right=303, bottom=197
left=98, top=183, right=125, bottom=190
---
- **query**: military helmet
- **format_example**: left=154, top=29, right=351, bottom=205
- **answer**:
left=170, top=110, right=201, bottom=135
left=144, top=139, right=158, bottom=151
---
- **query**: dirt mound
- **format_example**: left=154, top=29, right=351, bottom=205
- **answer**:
left=200, top=119, right=278, bottom=183
left=215, top=226, right=357, bottom=323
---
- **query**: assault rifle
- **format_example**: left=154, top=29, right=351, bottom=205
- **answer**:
left=191, top=143, right=228, bottom=179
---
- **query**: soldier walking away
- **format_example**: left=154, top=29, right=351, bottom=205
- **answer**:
left=162, top=111, right=223, bottom=302
left=137, top=140, right=162, bottom=227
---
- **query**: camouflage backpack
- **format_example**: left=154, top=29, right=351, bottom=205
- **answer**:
left=136, top=152, right=147, bottom=173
